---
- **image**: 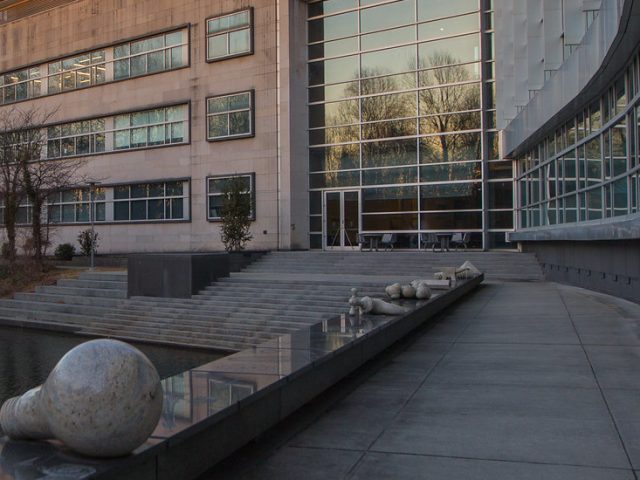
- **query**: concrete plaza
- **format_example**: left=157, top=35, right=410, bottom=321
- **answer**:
left=205, top=280, right=640, bottom=480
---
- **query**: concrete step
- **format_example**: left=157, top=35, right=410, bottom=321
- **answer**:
left=80, top=318, right=274, bottom=343
left=104, top=310, right=320, bottom=329
left=78, top=327, right=247, bottom=352
left=0, top=306, right=98, bottom=325
left=0, top=299, right=117, bottom=317
left=131, top=294, right=349, bottom=309
left=13, top=292, right=126, bottom=308
left=123, top=301, right=339, bottom=317
left=77, top=272, right=127, bottom=282
left=56, top=279, right=127, bottom=290
left=35, top=285, right=128, bottom=298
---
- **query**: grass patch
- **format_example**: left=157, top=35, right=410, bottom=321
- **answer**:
left=0, top=262, right=79, bottom=298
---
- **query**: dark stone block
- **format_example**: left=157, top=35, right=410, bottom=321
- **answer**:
left=127, top=253, right=230, bottom=298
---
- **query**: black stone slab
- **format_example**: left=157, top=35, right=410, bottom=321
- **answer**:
left=127, top=253, right=230, bottom=298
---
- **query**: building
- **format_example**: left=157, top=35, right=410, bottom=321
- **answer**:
left=0, top=0, right=513, bottom=253
left=0, top=0, right=309, bottom=252
left=498, top=0, right=640, bottom=302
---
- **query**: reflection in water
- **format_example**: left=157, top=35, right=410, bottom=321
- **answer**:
left=0, top=326, right=223, bottom=407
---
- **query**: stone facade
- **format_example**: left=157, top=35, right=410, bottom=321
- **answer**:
left=0, top=0, right=308, bottom=252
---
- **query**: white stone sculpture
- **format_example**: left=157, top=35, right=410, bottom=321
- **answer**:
left=0, top=339, right=163, bottom=458
left=349, top=289, right=409, bottom=315
left=458, top=261, right=481, bottom=278
left=433, top=262, right=482, bottom=284
left=401, top=284, right=416, bottom=298
left=412, top=280, right=432, bottom=300
left=385, top=283, right=402, bottom=299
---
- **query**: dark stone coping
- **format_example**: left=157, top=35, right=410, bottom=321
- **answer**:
left=0, top=274, right=483, bottom=480
left=509, top=215, right=640, bottom=242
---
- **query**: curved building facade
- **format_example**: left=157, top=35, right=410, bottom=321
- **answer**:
left=502, top=0, right=640, bottom=301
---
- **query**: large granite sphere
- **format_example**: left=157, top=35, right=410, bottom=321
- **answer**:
left=39, top=339, right=163, bottom=457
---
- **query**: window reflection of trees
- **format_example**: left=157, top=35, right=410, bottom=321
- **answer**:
left=312, top=50, right=483, bottom=190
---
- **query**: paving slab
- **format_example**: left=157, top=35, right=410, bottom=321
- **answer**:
left=425, top=343, right=598, bottom=388
left=350, top=452, right=634, bottom=480
left=200, top=281, right=640, bottom=480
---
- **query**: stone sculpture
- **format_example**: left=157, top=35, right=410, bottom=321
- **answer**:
left=384, top=280, right=432, bottom=300
left=434, top=261, right=482, bottom=284
left=349, top=288, right=409, bottom=316
left=401, top=284, right=416, bottom=298
left=384, top=283, right=402, bottom=299
left=0, top=339, right=163, bottom=458
left=411, top=280, right=432, bottom=300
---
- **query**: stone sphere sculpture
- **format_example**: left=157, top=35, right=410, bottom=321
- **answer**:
left=0, top=339, right=163, bottom=458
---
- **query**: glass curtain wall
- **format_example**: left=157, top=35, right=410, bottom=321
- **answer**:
left=516, top=50, right=640, bottom=230
left=307, top=0, right=508, bottom=249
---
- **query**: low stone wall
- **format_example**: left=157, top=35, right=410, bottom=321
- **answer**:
left=521, top=240, right=640, bottom=303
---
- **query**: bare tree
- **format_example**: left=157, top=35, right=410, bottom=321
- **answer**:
left=0, top=108, right=31, bottom=263
left=0, top=107, right=85, bottom=267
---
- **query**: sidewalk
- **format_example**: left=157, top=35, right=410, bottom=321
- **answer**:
left=204, top=281, right=640, bottom=480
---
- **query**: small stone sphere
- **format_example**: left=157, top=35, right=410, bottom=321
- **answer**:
left=40, top=339, right=163, bottom=457
left=385, top=283, right=402, bottom=299
left=416, top=284, right=432, bottom=300
left=401, top=285, right=416, bottom=298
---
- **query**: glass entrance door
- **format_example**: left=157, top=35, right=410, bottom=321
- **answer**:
left=324, top=190, right=359, bottom=249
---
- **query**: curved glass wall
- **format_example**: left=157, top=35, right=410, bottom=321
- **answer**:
left=307, top=0, right=512, bottom=249
left=516, top=50, right=640, bottom=229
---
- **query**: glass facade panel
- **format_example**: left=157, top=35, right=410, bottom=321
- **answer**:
left=307, top=0, right=498, bottom=249
left=360, top=0, right=415, bottom=33
left=516, top=49, right=640, bottom=230
left=420, top=183, right=482, bottom=210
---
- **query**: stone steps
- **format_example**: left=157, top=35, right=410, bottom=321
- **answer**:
left=35, top=285, right=127, bottom=299
left=0, top=251, right=542, bottom=351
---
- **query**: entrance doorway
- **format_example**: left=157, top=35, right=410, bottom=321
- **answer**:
left=324, top=190, right=359, bottom=249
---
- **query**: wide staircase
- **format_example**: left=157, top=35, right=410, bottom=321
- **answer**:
left=0, top=251, right=543, bottom=351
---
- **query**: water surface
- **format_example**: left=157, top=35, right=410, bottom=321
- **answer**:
left=0, top=326, right=224, bottom=405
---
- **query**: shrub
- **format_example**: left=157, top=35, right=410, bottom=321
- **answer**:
left=54, top=243, right=75, bottom=261
left=0, top=243, right=10, bottom=260
left=219, top=176, right=253, bottom=252
left=77, top=229, right=99, bottom=257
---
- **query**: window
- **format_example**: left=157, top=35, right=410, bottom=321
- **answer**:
left=47, top=119, right=106, bottom=158
left=0, top=28, right=188, bottom=105
left=114, top=30, right=186, bottom=80
left=113, top=181, right=187, bottom=222
left=207, top=91, right=253, bottom=140
left=47, top=188, right=106, bottom=224
left=114, top=105, right=188, bottom=150
left=48, top=51, right=106, bottom=94
left=206, top=9, right=253, bottom=61
left=44, top=104, right=188, bottom=159
left=207, top=174, right=255, bottom=221
left=0, top=67, right=41, bottom=104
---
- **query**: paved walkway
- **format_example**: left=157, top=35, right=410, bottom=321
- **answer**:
left=203, top=281, right=640, bottom=480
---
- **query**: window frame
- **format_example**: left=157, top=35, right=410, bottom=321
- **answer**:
left=205, top=90, right=255, bottom=142
left=205, top=8, right=254, bottom=63
left=206, top=173, right=256, bottom=222
left=0, top=25, right=190, bottom=107
left=38, top=102, right=191, bottom=160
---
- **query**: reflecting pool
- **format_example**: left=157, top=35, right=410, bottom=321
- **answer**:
left=0, top=326, right=224, bottom=406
